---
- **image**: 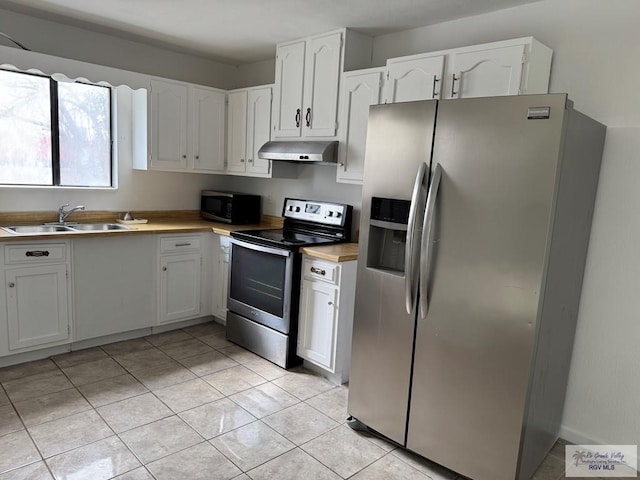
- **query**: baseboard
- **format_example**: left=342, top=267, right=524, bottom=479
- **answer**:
left=559, top=423, right=606, bottom=445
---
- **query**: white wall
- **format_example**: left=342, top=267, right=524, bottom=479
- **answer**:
left=0, top=8, right=237, bottom=88
left=235, top=59, right=276, bottom=88
left=372, top=0, right=640, bottom=447
left=0, top=10, right=234, bottom=214
left=228, top=166, right=362, bottom=237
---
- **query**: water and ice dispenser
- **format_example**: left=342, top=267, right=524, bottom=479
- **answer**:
left=366, top=197, right=411, bottom=275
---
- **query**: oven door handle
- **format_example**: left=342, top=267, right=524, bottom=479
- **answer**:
left=230, top=238, right=293, bottom=257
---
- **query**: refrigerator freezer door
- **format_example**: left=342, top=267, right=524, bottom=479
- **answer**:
left=348, top=101, right=437, bottom=445
left=407, top=94, right=569, bottom=480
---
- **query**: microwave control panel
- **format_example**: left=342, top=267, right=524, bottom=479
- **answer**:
left=283, top=198, right=347, bottom=226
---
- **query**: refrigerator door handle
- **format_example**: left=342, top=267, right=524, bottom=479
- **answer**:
left=405, top=162, right=428, bottom=314
left=419, top=163, right=443, bottom=318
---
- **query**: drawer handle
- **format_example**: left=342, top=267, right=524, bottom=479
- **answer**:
left=175, top=243, right=192, bottom=247
left=310, top=266, right=326, bottom=276
left=26, top=250, right=50, bottom=257
left=8, top=282, right=15, bottom=288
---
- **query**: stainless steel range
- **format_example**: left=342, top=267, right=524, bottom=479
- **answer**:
left=227, top=198, right=353, bottom=368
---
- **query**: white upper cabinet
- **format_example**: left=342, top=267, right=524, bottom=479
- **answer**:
left=385, top=37, right=552, bottom=103
left=273, top=41, right=306, bottom=138
left=447, top=39, right=552, bottom=99
left=246, top=87, right=273, bottom=176
left=146, top=78, right=226, bottom=173
left=190, top=86, right=226, bottom=172
left=337, top=68, right=384, bottom=184
left=302, top=33, right=343, bottom=137
left=226, top=90, right=248, bottom=173
left=226, top=85, right=275, bottom=177
left=449, top=44, right=525, bottom=98
left=149, top=79, right=188, bottom=170
left=273, top=29, right=373, bottom=140
left=385, top=55, right=445, bottom=103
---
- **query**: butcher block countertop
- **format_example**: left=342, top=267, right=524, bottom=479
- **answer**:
left=0, top=210, right=282, bottom=242
left=0, top=210, right=359, bottom=260
left=301, top=243, right=359, bottom=262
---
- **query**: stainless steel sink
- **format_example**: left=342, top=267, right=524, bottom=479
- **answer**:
left=69, top=223, right=133, bottom=231
left=2, top=223, right=134, bottom=235
left=2, top=225, right=75, bottom=234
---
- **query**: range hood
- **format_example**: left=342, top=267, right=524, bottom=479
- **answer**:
left=258, top=141, right=338, bottom=164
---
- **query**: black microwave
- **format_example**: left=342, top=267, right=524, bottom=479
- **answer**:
left=200, top=191, right=261, bottom=224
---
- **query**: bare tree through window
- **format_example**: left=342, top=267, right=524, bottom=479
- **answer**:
left=0, top=69, right=112, bottom=187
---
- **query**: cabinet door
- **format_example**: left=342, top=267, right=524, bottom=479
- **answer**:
left=303, top=32, right=343, bottom=137
left=337, top=70, right=383, bottom=184
left=191, top=87, right=226, bottom=172
left=298, top=279, right=338, bottom=371
left=159, top=253, right=201, bottom=324
left=6, top=265, right=69, bottom=350
left=385, top=55, right=444, bottom=103
left=226, top=91, right=248, bottom=173
left=246, top=87, right=272, bottom=176
left=149, top=79, right=188, bottom=170
left=449, top=44, right=525, bottom=98
left=273, top=41, right=305, bottom=138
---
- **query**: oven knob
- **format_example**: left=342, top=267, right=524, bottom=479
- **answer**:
left=288, top=205, right=294, bottom=212
left=295, top=206, right=301, bottom=212
left=335, top=211, right=342, bottom=218
left=327, top=211, right=334, bottom=217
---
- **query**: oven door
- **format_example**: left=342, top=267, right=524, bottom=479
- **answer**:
left=228, top=238, right=294, bottom=334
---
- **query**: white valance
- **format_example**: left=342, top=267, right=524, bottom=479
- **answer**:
left=0, top=44, right=149, bottom=91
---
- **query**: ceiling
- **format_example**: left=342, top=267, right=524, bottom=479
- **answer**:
left=0, top=0, right=543, bottom=65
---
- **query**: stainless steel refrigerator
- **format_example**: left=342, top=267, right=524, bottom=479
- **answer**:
left=348, top=94, right=606, bottom=480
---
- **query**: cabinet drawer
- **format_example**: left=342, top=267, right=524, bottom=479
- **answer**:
left=5, top=243, right=67, bottom=264
left=159, top=236, right=201, bottom=253
left=303, top=258, right=339, bottom=285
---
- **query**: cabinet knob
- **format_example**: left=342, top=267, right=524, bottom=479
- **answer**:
left=195, top=155, right=200, bottom=160
left=182, top=154, right=187, bottom=159
left=248, top=158, right=253, bottom=163
left=240, top=158, right=245, bottom=163
left=8, top=282, right=15, bottom=288
left=328, top=301, right=333, bottom=306
left=162, top=266, right=167, bottom=271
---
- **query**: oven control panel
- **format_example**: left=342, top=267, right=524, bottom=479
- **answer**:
left=283, top=198, right=347, bottom=226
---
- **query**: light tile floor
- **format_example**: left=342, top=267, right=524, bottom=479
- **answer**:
left=0, top=321, right=602, bottom=480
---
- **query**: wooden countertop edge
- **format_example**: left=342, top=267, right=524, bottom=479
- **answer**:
left=0, top=215, right=282, bottom=242
left=301, top=243, right=359, bottom=262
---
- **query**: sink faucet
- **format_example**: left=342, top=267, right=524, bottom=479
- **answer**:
left=58, top=204, right=85, bottom=223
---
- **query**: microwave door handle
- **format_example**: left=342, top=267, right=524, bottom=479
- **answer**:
left=419, top=163, right=442, bottom=319
left=405, top=162, right=428, bottom=315
left=230, top=238, right=293, bottom=258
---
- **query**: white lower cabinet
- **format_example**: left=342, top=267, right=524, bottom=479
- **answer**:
left=297, top=255, right=357, bottom=384
left=157, top=235, right=206, bottom=325
left=73, top=236, right=155, bottom=341
left=1, top=242, right=71, bottom=355
left=213, top=234, right=231, bottom=322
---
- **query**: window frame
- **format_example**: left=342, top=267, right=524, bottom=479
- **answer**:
left=0, top=68, right=115, bottom=189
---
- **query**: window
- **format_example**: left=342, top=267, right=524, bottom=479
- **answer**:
left=0, top=69, right=113, bottom=187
